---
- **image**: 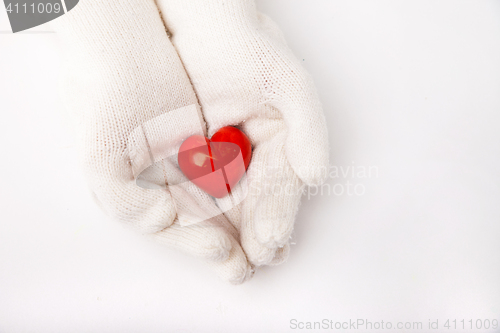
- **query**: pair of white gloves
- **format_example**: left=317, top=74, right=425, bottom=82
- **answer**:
left=53, top=0, right=328, bottom=284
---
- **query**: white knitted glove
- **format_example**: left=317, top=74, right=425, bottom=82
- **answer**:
left=51, top=0, right=253, bottom=284
left=157, top=0, right=329, bottom=265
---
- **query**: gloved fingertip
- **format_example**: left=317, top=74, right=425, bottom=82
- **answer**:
left=245, top=245, right=277, bottom=266
left=267, top=243, right=291, bottom=266
left=204, top=235, right=233, bottom=262
left=254, top=218, right=293, bottom=249
left=228, top=263, right=255, bottom=285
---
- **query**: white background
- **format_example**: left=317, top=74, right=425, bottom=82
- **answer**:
left=1, top=1, right=500, bottom=332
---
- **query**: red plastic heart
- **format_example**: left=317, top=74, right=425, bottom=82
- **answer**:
left=178, top=126, right=252, bottom=198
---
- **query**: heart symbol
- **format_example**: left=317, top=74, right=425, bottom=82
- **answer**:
left=178, top=126, right=252, bottom=198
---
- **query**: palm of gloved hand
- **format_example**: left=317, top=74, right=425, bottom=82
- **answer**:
left=52, top=0, right=253, bottom=284
left=157, top=0, right=329, bottom=265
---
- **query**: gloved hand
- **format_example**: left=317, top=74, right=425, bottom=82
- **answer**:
left=51, top=0, right=253, bottom=284
left=156, top=0, right=329, bottom=265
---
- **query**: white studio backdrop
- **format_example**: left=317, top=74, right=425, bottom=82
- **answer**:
left=1, top=1, right=499, bottom=332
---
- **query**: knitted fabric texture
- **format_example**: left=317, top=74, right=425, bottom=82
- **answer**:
left=156, top=0, right=329, bottom=265
left=51, top=0, right=253, bottom=284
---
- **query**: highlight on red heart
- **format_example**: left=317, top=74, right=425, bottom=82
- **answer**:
left=178, top=126, right=252, bottom=198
